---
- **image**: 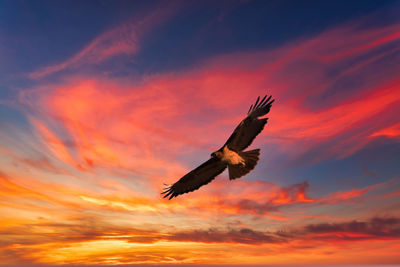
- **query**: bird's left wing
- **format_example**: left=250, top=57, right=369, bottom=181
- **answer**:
left=223, top=95, right=274, bottom=151
left=162, top=157, right=227, bottom=199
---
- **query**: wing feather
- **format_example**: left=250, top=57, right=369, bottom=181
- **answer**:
left=224, top=95, right=274, bottom=151
left=162, top=157, right=227, bottom=199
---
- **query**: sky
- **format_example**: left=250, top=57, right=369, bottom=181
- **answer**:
left=0, top=0, right=400, bottom=265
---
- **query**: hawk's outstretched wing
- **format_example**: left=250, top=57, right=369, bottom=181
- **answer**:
left=162, top=157, right=227, bottom=199
left=224, top=95, right=274, bottom=151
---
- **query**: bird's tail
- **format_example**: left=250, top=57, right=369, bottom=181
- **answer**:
left=228, top=149, right=260, bottom=180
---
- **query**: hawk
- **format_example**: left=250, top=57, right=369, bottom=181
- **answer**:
left=162, top=95, right=274, bottom=199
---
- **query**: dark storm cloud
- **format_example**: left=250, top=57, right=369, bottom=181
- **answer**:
left=167, top=227, right=282, bottom=245
left=304, top=216, right=400, bottom=239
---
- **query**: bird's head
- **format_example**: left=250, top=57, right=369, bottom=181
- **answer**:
left=211, top=151, right=222, bottom=158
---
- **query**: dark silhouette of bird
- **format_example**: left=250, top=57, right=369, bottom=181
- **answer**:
left=162, top=95, right=274, bottom=199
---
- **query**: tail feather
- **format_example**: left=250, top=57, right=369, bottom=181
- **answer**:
left=228, top=149, right=260, bottom=180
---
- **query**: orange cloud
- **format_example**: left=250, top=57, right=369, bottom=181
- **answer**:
left=0, top=175, right=50, bottom=202
left=268, top=181, right=314, bottom=204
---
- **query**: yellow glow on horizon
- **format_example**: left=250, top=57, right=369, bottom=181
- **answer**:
left=79, top=195, right=157, bottom=212
left=6, top=238, right=400, bottom=265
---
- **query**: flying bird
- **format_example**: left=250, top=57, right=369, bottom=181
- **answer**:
left=162, top=95, right=274, bottom=199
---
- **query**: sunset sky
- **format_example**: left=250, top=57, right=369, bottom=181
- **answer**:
left=1, top=0, right=400, bottom=265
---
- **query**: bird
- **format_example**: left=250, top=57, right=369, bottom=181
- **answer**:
left=162, top=95, right=274, bottom=199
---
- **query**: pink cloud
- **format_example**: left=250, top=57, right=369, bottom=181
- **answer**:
left=16, top=19, right=400, bottom=201
left=318, top=185, right=377, bottom=205
left=10, top=12, right=399, bottom=214
left=370, top=122, right=400, bottom=139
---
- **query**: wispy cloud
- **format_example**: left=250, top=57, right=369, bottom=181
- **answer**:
left=28, top=24, right=139, bottom=79
left=28, top=3, right=180, bottom=79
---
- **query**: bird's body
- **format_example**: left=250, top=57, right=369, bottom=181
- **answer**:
left=215, top=146, right=245, bottom=165
left=162, top=95, right=274, bottom=199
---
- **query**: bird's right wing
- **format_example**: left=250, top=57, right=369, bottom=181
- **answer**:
left=162, top=157, right=227, bottom=199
